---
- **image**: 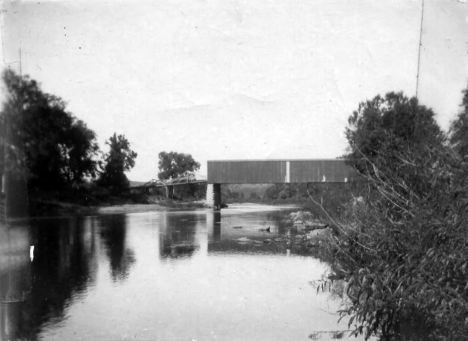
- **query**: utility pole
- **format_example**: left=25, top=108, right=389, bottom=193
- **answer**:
left=19, top=46, right=22, bottom=77
left=415, top=0, right=425, bottom=99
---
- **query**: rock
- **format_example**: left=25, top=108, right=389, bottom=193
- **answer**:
left=292, top=211, right=314, bottom=223
left=303, top=233, right=313, bottom=241
left=288, top=212, right=328, bottom=230
left=263, top=239, right=272, bottom=244
left=303, top=227, right=331, bottom=240
left=288, top=212, right=298, bottom=219
left=304, top=223, right=329, bottom=231
left=236, top=237, right=251, bottom=242
left=275, top=237, right=290, bottom=243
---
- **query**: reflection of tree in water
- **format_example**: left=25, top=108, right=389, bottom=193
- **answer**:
left=3, top=217, right=98, bottom=340
left=307, top=330, right=347, bottom=340
left=99, top=215, right=135, bottom=282
left=0, top=222, right=32, bottom=341
left=307, top=274, right=350, bottom=340
left=160, top=214, right=198, bottom=259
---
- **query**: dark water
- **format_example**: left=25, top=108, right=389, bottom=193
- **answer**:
left=1, top=204, right=367, bottom=341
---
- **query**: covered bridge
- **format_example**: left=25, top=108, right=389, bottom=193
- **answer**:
left=206, top=159, right=360, bottom=208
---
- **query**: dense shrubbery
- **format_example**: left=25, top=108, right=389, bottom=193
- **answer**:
left=317, top=90, right=468, bottom=340
left=302, top=182, right=366, bottom=222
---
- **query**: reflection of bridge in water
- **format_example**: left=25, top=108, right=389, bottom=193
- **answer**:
left=157, top=209, right=313, bottom=258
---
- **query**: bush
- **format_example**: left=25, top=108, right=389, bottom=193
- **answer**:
left=317, top=90, right=468, bottom=340
left=319, top=146, right=468, bottom=340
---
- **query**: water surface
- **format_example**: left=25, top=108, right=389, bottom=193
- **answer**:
left=1, top=204, right=366, bottom=341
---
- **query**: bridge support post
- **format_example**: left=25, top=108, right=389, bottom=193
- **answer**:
left=206, top=184, right=214, bottom=206
left=205, top=183, right=222, bottom=209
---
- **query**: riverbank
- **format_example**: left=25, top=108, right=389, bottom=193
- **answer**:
left=28, top=194, right=208, bottom=217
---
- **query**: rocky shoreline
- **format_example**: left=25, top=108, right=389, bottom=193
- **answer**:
left=286, top=211, right=332, bottom=242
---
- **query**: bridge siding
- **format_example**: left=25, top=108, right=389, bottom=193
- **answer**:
left=208, top=159, right=358, bottom=184
left=290, top=160, right=357, bottom=182
left=208, top=161, right=287, bottom=184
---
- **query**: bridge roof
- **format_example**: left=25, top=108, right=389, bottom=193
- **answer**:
left=207, top=158, right=346, bottom=162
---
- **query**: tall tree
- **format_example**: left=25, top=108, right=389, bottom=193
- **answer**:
left=98, top=133, right=137, bottom=192
left=345, top=92, right=445, bottom=180
left=2, top=70, right=100, bottom=191
left=157, top=152, right=200, bottom=198
left=450, top=82, right=468, bottom=157
left=319, top=92, right=468, bottom=340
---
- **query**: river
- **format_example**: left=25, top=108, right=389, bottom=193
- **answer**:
left=1, top=204, right=368, bottom=341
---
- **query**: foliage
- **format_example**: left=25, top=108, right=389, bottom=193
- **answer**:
left=249, top=191, right=259, bottom=199
left=318, top=91, right=468, bottom=340
left=327, top=148, right=467, bottom=340
left=264, top=184, right=280, bottom=200
left=157, top=151, right=200, bottom=180
left=450, top=83, right=468, bottom=158
left=157, top=151, right=200, bottom=198
left=2, top=70, right=99, bottom=191
left=264, top=183, right=306, bottom=200
left=98, top=133, right=137, bottom=192
left=170, top=183, right=206, bottom=199
left=302, top=182, right=365, bottom=222
left=345, top=92, right=444, bottom=177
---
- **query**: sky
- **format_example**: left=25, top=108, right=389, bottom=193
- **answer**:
left=2, top=0, right=468, bottom=181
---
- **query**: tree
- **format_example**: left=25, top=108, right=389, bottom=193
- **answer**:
left=249, top=191, right=258, bottom=199
left=316, top=91, right=468, bottom=340
left=345, top=92, right=444, bottom=179
left=98, top=133, right=137, bottom=192
left=2, top=70, right=100, bottom=191
left=265, top=184, right=281, bottom=200
left=158, top=151, right=200, bottom=198
left=450, top=82, right=468, bottom=157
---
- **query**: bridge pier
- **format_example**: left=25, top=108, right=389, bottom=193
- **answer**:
left=205, top=183, right=222, bottom=209
left=206, top=184, right=213, bottom=206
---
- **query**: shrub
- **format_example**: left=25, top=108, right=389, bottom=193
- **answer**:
left=317, top=91, right=468, bottom=340
left=318, top=146, right=468, bottom=340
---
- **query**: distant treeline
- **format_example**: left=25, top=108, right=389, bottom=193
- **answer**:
left=1, top=70, right=138, bottom=212
left=1, top=71, right=209, bottom=212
